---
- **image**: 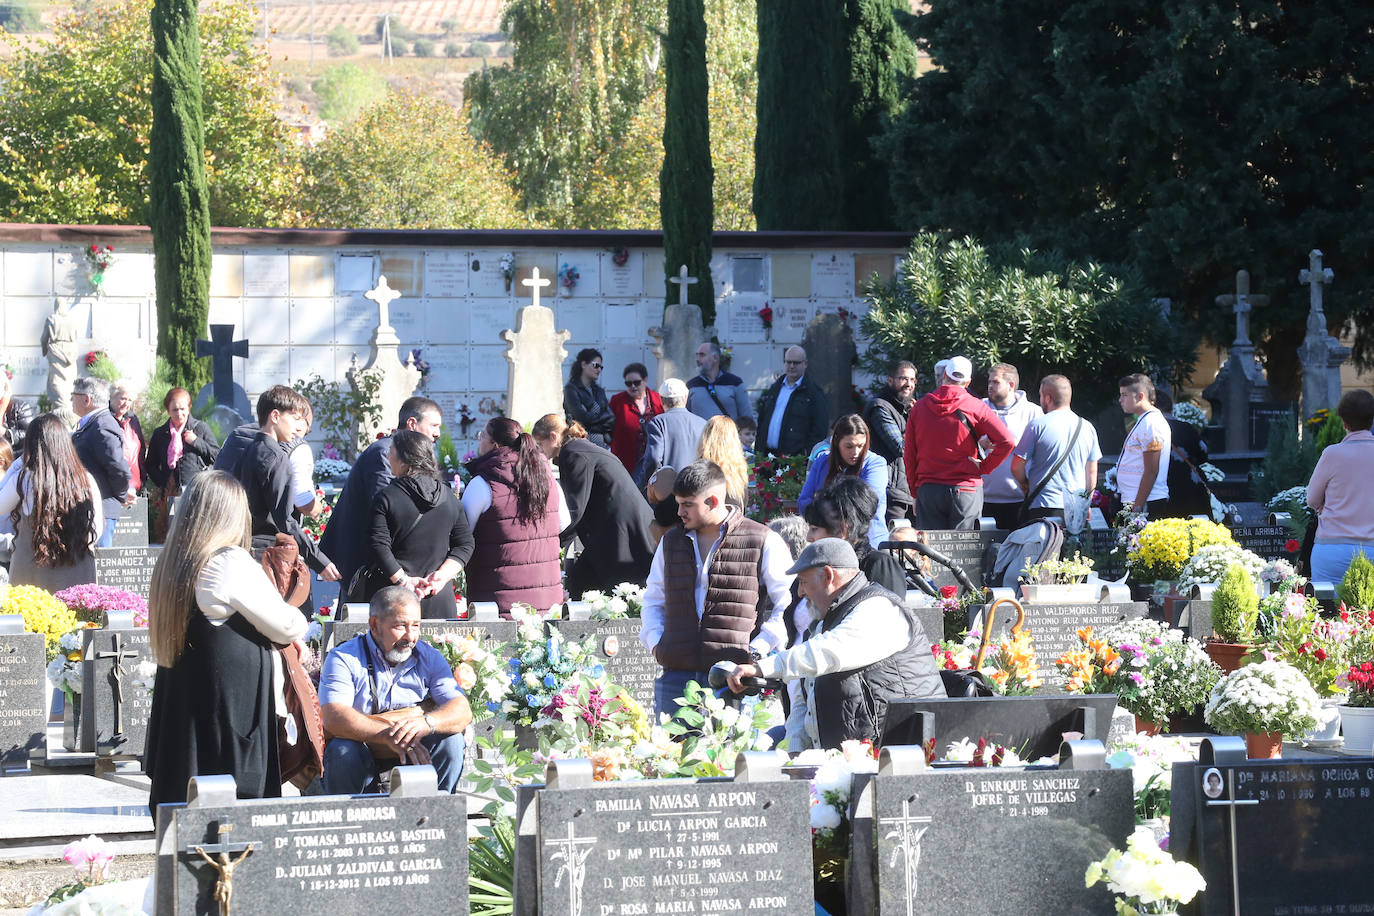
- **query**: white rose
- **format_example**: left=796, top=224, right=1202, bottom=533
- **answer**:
left=809, top=803, right=841, bottom=830
left=812, top=760, right=853, bottom=799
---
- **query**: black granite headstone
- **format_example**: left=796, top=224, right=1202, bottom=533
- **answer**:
left=0, top=631, right=47, bottom=768
left=80, top=626, right=153, bottom=756
left=166, top=792, right=468, bottom=915
left=880, top=695, right=1119, bottom=761
left=548, top=619, right=656, bottom=715
left=975, top=600, right=1148, bottom=689
left=524, top=765, right=813, bottom=915
left=112, top=497, right=149, bottom=547
left=921, top=529, right=1007, bottom=590
left=194, top=324, right=253, bottom=419
left=862, top=748, right=1132, bottom=915
left=94, top=545, right=163, bottom=599
left=1229, top=524, right=1297, bottom=560
left=1248, top=402, right=1297, bottom=451
left=1181, top=751, right=1374, bottom=915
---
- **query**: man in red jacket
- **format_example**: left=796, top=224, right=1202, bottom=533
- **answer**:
left=903, top=356, right=1015, bottom=530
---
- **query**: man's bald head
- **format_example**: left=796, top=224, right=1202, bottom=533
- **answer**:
left=1040, top=375, right=1072, bottom=410
left=783, top=346, right=808, bottom=383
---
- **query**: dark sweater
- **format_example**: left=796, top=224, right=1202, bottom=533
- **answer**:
left=555, top=438, right=655, bottom=597
left=237, top=431, right=330, bottom=574
left=368, top=474, right=473, bottom=619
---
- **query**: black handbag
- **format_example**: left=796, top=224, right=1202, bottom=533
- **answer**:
left=345, top=510, right=425, bottom=602
left=940, top=597, right=1025, bottom=698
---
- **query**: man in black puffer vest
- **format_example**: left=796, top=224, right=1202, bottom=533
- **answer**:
left=728, top=538, right=942, bottom=750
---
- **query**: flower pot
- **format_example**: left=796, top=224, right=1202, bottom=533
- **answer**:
left=1204, top=641, right=1253, bottom=673
left=1128, top=583, right=1155, bottom=603
left=1134, top=716, right=1165, bottom=736
left=1341, top=705, right=1374, bottom=754
left=1245, top=730, right=1283, bottom=759
left=1020, top=583, right=1100, bottom=604
left=1300, top=699, right=1343, bottom=746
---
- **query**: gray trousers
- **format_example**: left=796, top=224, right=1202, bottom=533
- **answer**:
left=915, top=482, right=982, bottom=530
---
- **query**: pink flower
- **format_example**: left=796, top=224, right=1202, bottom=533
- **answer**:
left=454, top=662, right=477, bottom=691
left=63, top=834, right=114, bottom=882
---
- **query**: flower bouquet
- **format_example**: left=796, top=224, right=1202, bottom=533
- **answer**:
left=426, top=631, right=511, bottom=723
left=1085, top=826, right=1205, bottom=915
left=46, top=624, right=98, bottom=697
left=1056, top=626, right=1129, bottom=694
left=748, top=453, right=808, bottom=519
left=931, top=736, right=1039, bottom=767
left=1125, top=517, right=1235, bottom=585
left=9, top=584, right=79, bottom=660
left=499, top=253, right=515, bottom=291
left=536, top=677, right=650, bottom=772
left=83, top=244, right=116, bottom=294
left=54, top=584, right=149, bottom=628
left=794, top=741, right=878, bottom=889
left=1175, top=543, right=1263, bottom=598
left=46, top=834, right=117, bottom=908
left=579, top=582, right=645, bottom=620
left=1103, top=619, right=1221, bottom=728
left=661, top=679, right=776, bottom=778
left=1341, top=656, right=1374, bottom=753
left=1204, top=660, right=1321, bottom=752
left=301, top=488, right=335, bottom=543
left=313, top=456, right=352, bottom=480
left=1259, top=593, right=1355, bottom=697
left=933, top=625, right=1041, bottom=695
left=1172, top=401, right=1208, bottom=432
left=1106, top=733, right=1196, bottom=823
left=557, top=262, right=579, bottom=294
left=496, top=607, right=600, bottom=728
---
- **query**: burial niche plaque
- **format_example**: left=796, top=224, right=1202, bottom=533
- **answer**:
left=95, top=545, right=163, bottom=599
left=976, top=601, right=1148, bottom=690
left=920, top=529, right=1006, bottom=590
left=0, top=627, right=47, bottom=769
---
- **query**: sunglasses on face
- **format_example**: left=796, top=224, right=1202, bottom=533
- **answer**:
left=588, top=362, right=603, bottom=370
left=625, top=378, right=644, bottom=386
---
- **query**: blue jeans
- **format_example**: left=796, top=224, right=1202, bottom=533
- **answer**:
left=654, top=668, right=713, bottom=720
left=1311, top=543, right=1374, bottom=585
left=97, top=517, right=117, bottom=548
left=322, top=731, right=466, bottom=795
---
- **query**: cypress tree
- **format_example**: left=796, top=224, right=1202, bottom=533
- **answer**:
left=660, top=0, right=716, bottom=323
left=148, top=0, right=212, bottom=393
left=754, top=0, right=845, bottom=229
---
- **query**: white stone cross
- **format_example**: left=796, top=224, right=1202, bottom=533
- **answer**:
left=1215, top=269, right=1267, bottom=348
left=364, top=275, right=401, bottom=329
left=522, top=266, right=552, bottom=309
left=1299, top=249, right=1334, bottom=319
left=668, top=263, right=698, bottom=307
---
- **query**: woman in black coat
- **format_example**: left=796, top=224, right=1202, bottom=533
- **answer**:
left=367, top=429, right=474, bottom=618
left=534, top=414, right=655, bottom=598
left=562, top=348, right=614, bottom=448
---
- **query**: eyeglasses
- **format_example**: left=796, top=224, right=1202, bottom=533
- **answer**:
left=893, top=375, right=916, bottom=384
left=784, top=360, right=806, bottom=366
left=625, top=378, right=644, bottom=387
left=588, top=362, right=603, bottom=370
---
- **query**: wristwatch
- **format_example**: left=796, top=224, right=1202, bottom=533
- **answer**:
left=422, top=714, right=436, bottom=735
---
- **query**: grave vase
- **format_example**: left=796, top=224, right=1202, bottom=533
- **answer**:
left=1205, top=641, right=1253, bottom=673
left=1340, top=705, right=1374, bottom=754
left=1245, top=730, right=1284, bottom=759
left=1300, top=699, right=1343, bottom=746
left=61, top=688, right=81, bottom=751
left=1020, top=582, right=1100, bottom=604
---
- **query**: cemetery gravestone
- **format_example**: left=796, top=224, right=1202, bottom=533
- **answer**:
left=1230, top=523, right=1298, bottom=560
left=193, top=324, right=252, bottom=420
left=350, top=276, right=423, bottom=445
left=856, top=743, right=1132, bottom=916
left=919, top=529, right=1007, bottom=591
left=1247, top=402, right=1296, bottom=451
left=1206, top=270, right=1272, bottom=454
left=648, top=265, right=708, bottom=385
left=976, top=600, right=1148, bottom=690
left=880, top=695, right=1120, bottom=762
left=548, top=619, right=656, bottom=715
left=502, top=269, right=571, bottom=427
left=161, top=779, right=468, bottom=914
left=80, top=613, right=153, bottom=757
left=112, top=497, right=149, bottom=547
left=800, top=312, right=857, bottom=425
left=95, top=546, right=163, bottom=599
left=1298, top=249, right=1349, bottom=418
left=0, top=618, right=47, bottom=770
left=519, top=756, right=813, bottom=915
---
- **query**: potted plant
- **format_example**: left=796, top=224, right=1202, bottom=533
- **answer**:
left=1019, top=552, right=1098, bottom=603
left=1176, top=543, right=1263, bottom=599
left=1342, top=659, right=1374, bottom=753
left=1124, top=517, right=1236, bottom=589
left=1338, top=551, right=1374, bottom=609
left=1206, top=563, right=1259, bottom=671
left=1258, top=590, right=1355, bottom=744
left=1085, top=826, right=1206, bottom=915
left=1203, top=660, right=1322, bottom=758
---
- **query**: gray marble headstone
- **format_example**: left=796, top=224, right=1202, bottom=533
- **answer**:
left=858, top=743, right=1132, bottom=916
left=112, top=496, right=149, bottom=547
left=974, top=600, right=1148, bottom=690
left=94, top=545, right=163, bottom=599
left=164, top=787, right=468, bottom=915
left=520, top=755, right=812, bottom=916
left=548, top=619, right=656, bottom=715
left=801, top=312, right=857, bottom=424
left=648, top=265, right=707, bottom=385
left=0, top=622, right=47, bottom=769
left=80, top=614, right=153, bottom=757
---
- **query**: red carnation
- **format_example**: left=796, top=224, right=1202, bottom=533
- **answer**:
left=1285, top=539, right=1300, bottom=553
left=939, top=585, right=958, bottom=599
left=1314, top=648, right=1327, bottom=662
left=89, top=244, right=98, bottom=252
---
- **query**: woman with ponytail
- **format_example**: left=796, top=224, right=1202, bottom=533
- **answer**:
left=462, top=417, right=568, bottom=613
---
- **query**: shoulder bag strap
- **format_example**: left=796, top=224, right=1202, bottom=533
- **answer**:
left=361, top=634, right=381, bottom=714
left=953, top=409, right=986, bottom=459
left=703, top=380, right=730, bottom=416
left=1023, top=417, right=1084, bottom=509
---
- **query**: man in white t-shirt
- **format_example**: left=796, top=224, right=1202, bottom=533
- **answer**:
left=289, top=403, right=323, bottom=520
left=1115, top=373, right=1170, bottom=518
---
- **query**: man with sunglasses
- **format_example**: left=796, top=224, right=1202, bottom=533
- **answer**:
left=756, top=346, right=829, bottom=457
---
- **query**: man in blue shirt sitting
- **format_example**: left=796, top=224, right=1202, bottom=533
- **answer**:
left=319, top=586, right=471, bottom=794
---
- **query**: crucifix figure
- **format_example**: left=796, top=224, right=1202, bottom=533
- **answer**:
left=668, top=264, right=698, bottom=307
left=1215, top=270, right=1268, bottom=348
left=521, top=266, right=551, bottom=309
left=364, top=275, right=401, bottom=330
left=880, top=797, right=934, bottom=916
left=195, top=325, right=249, bottom=411
left=1299, top=248, right=1334, bottom=321
left=96, top=633, right=139, bottom=741
left=546, top=822, right=597, bottom=916
left=1203, top=768, right=1260, bottom=916
left=189, top=823, right=255, bottom=916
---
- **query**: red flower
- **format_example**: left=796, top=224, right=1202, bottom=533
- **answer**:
left=939, top=585, right=958, bottom=599
left=1314, top=648, right=1328, bottom=662
left=1285, top=539, right=1300, bottom=553
left=317, top=605, right=332, bottom=617
left=89, top=244, right=98, bottom=252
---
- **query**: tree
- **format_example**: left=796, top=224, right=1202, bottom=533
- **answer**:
left=326, top=25, right=358, bottom=56
left=861, top=233, right=1195, bottom=416
left=411, top=37, right=435, bottom=57
left=661, top=0, right=715, bottom=321
left=0, top=0, right=41, bottom=31
left=883, top=0, right=1374, bottom=393
left=149, top=0, right=212, bottom=393
left=312, top=64, right=389, bottom=123
left=0, top=0, right=303, bottom=227
left=300, top=93, right=524, bottom=230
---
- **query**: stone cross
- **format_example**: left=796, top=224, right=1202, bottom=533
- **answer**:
left=195, top=325, right=249, bottom=409
left=1297, top=249, right=1348, bottom=417
left=522, top=266, right=552, bottom=309
left=1299, top=248, right=1334, bottom=323
left=364, top=275, right=401, bottom=330
left=880, top=797, right=934, bottom=913
left=1215, top=270, right=1268, bottom=348
left=1203, top=269, right=1271, bottom=453
left=96, top=633, right=139, bottom=739
left=668, top=264, right=697, bottom=306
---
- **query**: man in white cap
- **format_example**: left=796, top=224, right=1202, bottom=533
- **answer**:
left=632, top=378, right=708, bottom=488
left=726, top=537, right=942, bottom=750
left=903, top=355, right=1014, bottom=530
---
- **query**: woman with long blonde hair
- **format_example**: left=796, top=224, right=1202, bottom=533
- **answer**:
left=696, top=415, right=749, bottom=507
left=145, top=471, right=308, bottom=811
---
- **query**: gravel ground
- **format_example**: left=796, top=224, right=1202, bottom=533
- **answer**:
left=0, top=855, right=154, bottom=913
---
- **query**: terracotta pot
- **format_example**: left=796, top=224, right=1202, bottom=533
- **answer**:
left=1245, top=730, right=1283, bottom=759
left=1205, top=641, right=1253, bottom=673
left=1134, top=716, right=1165, bottom=736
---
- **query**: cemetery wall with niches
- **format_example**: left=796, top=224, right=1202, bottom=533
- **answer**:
left=0, top=227, right=906, bottom=452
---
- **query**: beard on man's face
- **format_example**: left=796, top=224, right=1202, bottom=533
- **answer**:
left=384, top=639, right=414, bottom=665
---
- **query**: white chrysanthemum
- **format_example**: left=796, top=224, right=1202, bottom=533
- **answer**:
left=809, top=802, right=841, bottom=830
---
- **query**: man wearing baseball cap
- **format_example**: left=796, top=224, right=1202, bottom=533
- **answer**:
left=631, top=377, right=708, bottom=488
left=903, top=355, right=1015, bottom=530
left=725, top=538, right=941, bottom=750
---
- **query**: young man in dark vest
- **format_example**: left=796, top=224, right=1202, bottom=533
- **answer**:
left=727, top=538, right=943, bottom=750
left=638, top=460, right=795, bottom=717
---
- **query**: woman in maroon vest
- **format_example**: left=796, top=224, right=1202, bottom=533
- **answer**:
left=461, top=417, right=565, bottom=614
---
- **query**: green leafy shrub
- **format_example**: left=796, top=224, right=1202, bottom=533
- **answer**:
left=1212, top=563, right=1259, bottom=644
left=312, top=64, right=388, bottom=123
left=293, top=371, right=382, bottom=461
left=443, top=40, right=462, bottom=58
left=411, top=38, right=435, bottom=57
left=1339, top=552, right=1374, bottom=610
left=467, top=40, right=492, bottom=57
left=325, top=26, right=358, bottom=57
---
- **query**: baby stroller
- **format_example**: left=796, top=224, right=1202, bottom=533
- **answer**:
left=984, top=518, right=1065, bottom=590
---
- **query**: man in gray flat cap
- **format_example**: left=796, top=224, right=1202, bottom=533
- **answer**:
left=726, top=538, right=942, bottom=750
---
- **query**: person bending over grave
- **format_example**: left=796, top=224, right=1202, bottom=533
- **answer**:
left=70, top=377, right=130, bottom=547
left=639, top=460, right=794, bottom=717
left=318, top=587, right=471, bottom=795
left=321, top=396, right=443, bottom=594
left=1307, top=389, right=1374, bottom=584
left=726, top=538, right=942, bottom=750
left=145, top=388, right=220, bottom=541
left=0, top=413, right=102, bottom=591
left=145, top=471, right=309, bottom=811
left=232, top=387, right=340, bottom=594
